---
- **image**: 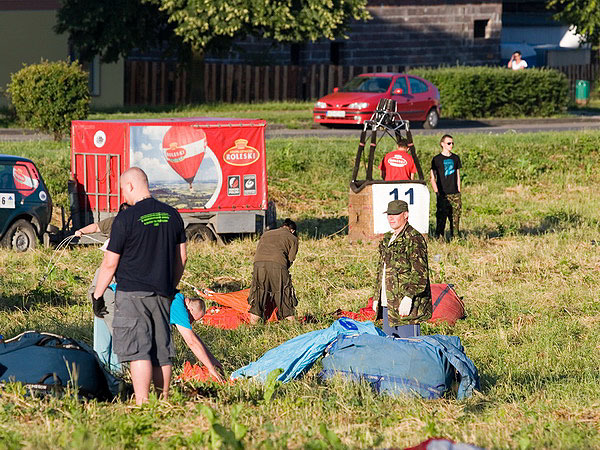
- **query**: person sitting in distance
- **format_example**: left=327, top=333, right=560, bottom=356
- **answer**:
left=508, top=51, right=527, bottom=71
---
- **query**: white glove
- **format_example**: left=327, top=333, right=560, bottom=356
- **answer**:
left=372, top=299, right=379, bottom=313
left=398, top=296, right=412, bottom=316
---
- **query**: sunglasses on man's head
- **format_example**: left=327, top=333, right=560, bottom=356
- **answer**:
left=445, top=141, right=454, bottom=145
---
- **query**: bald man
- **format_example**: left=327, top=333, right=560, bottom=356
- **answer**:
left=93, top=167, right=187, bottom=404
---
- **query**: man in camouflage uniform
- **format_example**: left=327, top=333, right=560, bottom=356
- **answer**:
left=374, top=200, right=431, bottom=330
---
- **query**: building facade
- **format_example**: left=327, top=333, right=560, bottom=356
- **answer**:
left=0, top=0, right=124, bottom=108
left=206, top=0, right=502, bottom=67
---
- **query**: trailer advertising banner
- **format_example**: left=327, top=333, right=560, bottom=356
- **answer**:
left=129, top=123, right=266, bottom=212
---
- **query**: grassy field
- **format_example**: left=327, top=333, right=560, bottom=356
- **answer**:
left=1, top=130, right=600, bottom=448
left=0, top=102, right=316, bottom=130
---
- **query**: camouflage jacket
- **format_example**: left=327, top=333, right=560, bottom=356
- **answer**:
left=374, top=224, right=432, bottom=326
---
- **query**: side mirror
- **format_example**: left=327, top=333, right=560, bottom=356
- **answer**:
left=333, top=87, right=339, bottom=93
left=393, top=88, right=403, bottom=95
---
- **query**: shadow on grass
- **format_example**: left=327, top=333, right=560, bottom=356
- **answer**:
left=297, top=217, right=348, bottom=239
left=568, top=106, right=600, bottom=116
left=322, top=118, right=492, bottom=130
left=208, top=278, right=246, bottom=293
left=0, top=286, right=78, bottom=311
left=462, top=211, right=587, bottom=239
left=0, top=107, right=15, bottom=128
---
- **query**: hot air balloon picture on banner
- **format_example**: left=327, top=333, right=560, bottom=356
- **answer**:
left=162, top=126, right=206, bottom=190
left=13, top=163, right=39, bottom=197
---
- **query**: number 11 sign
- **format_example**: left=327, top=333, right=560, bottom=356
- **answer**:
left=372, top=183, right=430, bottom=234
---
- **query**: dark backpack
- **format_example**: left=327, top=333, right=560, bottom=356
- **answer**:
left=0, top=331, right=126, bottom=401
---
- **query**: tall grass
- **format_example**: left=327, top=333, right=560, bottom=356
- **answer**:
left=0, top=130, right=599, bottom=448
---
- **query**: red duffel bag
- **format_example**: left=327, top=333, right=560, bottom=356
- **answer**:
left=429, top=284, right=465, bottom=325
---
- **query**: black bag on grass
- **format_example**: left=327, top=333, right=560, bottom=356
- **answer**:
left=0, top=331, right=125, bottom=401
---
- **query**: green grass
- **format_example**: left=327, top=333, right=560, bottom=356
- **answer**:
left=1, top=131, right=600, bottom=448
left=0, top=102, right=316, bottom=130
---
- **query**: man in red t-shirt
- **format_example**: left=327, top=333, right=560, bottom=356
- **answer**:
left=379, top=138, right=417, bottom=181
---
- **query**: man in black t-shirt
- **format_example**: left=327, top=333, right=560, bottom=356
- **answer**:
left=430, top=134, right=462, bottom=239
left=92, top=167, right=187, bottom=405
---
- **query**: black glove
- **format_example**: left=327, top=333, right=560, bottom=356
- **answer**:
left=91, top=293, right=108, bottom=318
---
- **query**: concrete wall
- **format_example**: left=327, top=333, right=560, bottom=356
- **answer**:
left=0, top=7, right=123, bottom=108
left=93, top=60, right=124, bottom=109
left=206, top=0, right=502, bottom=67
left=0, top=9, right=68, bottom=107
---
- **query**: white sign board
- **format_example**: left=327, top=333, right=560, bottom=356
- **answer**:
left=0, top=193, right=15, bottom=209
left=372, top=183, right=430, bottom=234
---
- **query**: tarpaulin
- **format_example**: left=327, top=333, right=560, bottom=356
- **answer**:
left=231, top=318, right=385, bottom=383
left=177, top=361, right=228, bottom=384
left=320, top=333, right=479, bottom=400
left=199, top=289, right=277, bottom=329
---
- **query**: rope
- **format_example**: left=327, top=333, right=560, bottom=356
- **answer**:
left=38, top=234, right=107, bottom=286
left=180, top=279, right=206, bottom=297
left=38, top=234, right=77, bottom=286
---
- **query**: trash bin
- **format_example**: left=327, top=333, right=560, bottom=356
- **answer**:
left=575, top=80, right=590, bottom=105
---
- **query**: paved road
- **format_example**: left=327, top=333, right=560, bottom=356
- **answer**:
left=265, top=116, right=600, bottom=139
left=2, top=117, right=600, bottom=142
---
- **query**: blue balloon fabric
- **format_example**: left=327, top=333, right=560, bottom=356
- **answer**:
left=320, top=333, right=479, bottom=400
left=231, top=318, right=385, bottom=383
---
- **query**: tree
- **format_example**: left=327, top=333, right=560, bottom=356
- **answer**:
left=146, top=0, right=370, bottom=48
left=547, top=0, right=600, bottom=46
left=55, top=0, right=189, bottom=64
left=56, top=0, right=370, bottom=102
left=6, top=60, right=90, bottom=141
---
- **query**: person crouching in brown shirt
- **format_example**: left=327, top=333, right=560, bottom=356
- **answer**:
left=248, top=219, right=298, bottom=324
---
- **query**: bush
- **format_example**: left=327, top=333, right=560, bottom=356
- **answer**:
left=6, top=60, right=90, bottom=141
left=409, top=66, right=569, bottom=119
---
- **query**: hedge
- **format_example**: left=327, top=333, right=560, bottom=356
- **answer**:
left=6, top=60, right=90, bottom=141
left=409, top=66, right=569, bottom=119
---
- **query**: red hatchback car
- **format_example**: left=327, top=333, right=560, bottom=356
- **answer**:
left=313, top=73, right=441, bottom=128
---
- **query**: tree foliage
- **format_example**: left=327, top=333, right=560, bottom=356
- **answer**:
left=54, top=0, right=189, bottom=63
left=6, top=60, right=90, bottom=141
left=547, top=0, right=600, bottom=46
left=146, top=0, right=371, bottom=51
left=56, top=0, right=370, bottom=64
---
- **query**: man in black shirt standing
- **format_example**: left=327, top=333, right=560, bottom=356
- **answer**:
left=92, top=167, right=187, bottom=405
left=430, top=134, right=462, bottom=240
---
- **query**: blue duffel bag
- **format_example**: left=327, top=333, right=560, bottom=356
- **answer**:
left=0, top=331, right=125, bottom=400
left=319, top=333, right=479, bottom=400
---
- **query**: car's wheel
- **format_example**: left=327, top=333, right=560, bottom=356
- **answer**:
left=186, top=224, right=216, bottom=242
left=2, top=219, right=37, bottom=252
left=423, top=109, right=439, bottom=129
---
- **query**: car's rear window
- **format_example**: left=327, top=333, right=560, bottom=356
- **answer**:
left=408, top=77, right=429, bottom=94
left=0, top=163, right=15, bottom=189
left=341, top=76, right=392, bottom=93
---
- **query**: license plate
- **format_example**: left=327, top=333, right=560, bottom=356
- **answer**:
left=0, top=193, right=15, bottom=209
left=326, top=110, right=346, bottom=118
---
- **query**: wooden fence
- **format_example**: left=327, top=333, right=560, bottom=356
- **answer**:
left=125, top=60, right=600, bottom=105
left=125, top=61, right=405, bottom=105
left=551, top=63, right=600, bottom=99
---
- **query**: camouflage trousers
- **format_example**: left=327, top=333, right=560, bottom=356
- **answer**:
left=435, top=193, right=461, bottom=239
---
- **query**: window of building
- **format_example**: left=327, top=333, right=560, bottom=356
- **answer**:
left=474, top=19, right=489, bottom=39
left=69, top=46, right=101, bottom=97
left=330, top=42, right=343, bottom=65
left=87, top=55, right=101, bottom=97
